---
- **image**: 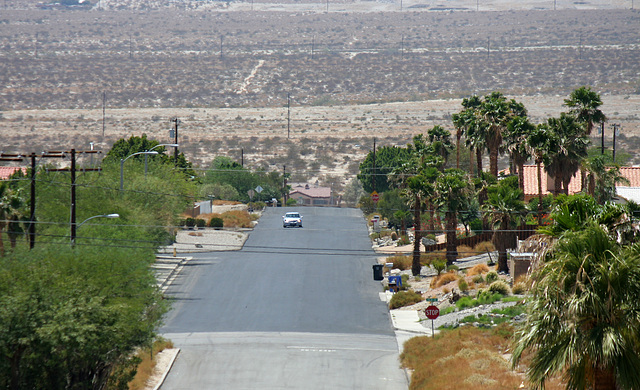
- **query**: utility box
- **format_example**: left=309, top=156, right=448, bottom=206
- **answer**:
left=372, top=264, right=384, bottom=281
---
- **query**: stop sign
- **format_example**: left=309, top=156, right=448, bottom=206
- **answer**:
left=425, top=305, right=439, bottom=320
left=371, top=191, right=379, bottom=202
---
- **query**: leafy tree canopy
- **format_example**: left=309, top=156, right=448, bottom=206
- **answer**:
left=358, top=145, right=411, bottom=194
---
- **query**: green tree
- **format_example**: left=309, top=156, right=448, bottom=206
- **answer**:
left=435, top=169, right=472, bottom=265
left=526, top=123, right=553, bottom=225
left=342, top=177, right=365, bottom=207
left=512, top=224, right=640, bottom=390
left=357, top=145, right=411, bottom=194
left=504, top=116, right=535, bottom=191
left=545, top=113, right=590, bottom=195
left=476, top=92, right=528, bottom=178
left=582, top=155, right=630, bottom=204
left=453, top=95, right=484, bottom=175
left=483, top=176, right=526, bottom=273
left=0, top=183, right=26, bottom=256
left=564, top=86, right=606, bottom=136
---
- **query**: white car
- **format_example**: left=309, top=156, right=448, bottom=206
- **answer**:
left=283, top=212, right=303, bottom=228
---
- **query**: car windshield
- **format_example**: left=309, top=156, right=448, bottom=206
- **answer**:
left=285, top=213, right=300, bottom=218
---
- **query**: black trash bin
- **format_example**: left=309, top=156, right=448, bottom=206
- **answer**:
left=372, top=264, right=384, bottom=281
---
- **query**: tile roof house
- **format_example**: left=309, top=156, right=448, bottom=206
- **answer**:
left=0, top=166, right=27, bottom=180
left=517, top=165, right=640, bottom=202
left=288, top=182, right=333, bottom=206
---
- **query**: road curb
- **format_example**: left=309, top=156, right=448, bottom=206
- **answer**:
left=151, top=348, right=180, bottom=390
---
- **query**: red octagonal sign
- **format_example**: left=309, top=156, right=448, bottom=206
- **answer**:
left=425, top=305, right=439, bottom=320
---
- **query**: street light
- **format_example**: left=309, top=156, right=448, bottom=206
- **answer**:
left=120, top=151, right=158, bottom=191
left=144, top=143, right=179, bottom=176
left=72, top=213, right=120, bottom=246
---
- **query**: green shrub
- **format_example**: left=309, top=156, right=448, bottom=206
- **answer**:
left=488, top=280, right=511, bottom=296
left=432, top=260, right=446, bottom=276
left=389, top=290, right=423, bottom=309
left=512, top=282, right=527, bottom=295
left=209, top=217, right=224, bottom=229
left=397, top=235, right=410, bottom=246
left=390, top=231, right=398, bottom=241
left=476, top=289, right=503, bottom=305
left=485, top=271, right=499, bottom=284
left=447, top=264, right=459, bottom=272
left=472, top=274, right=485, bottom=284
left=195, top=218, right=206, bottom=228
left=185, top=217, right=196, bottom=228
left=456, top=296, right=474, bottom=309
left=458, top=278, right=469, bottom=292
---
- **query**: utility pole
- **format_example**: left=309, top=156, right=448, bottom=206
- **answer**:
left=220, top=35, right=224, bottom=59
left=287, top=93, right=291, bottom=139
left=29, top=154, right=36, bottom=249
left=172, top=118, right=180, bottom=165
left=311, top=35, right=315, bottom=60
left=401, top=34, right=404, bottom=59
left=283, top=165, right=287, bottom=204
left=487, top=37, right=490, bottom=60
left=612, top=123, right=620, bottom=163
left=241, top=148, right=244, bottom=167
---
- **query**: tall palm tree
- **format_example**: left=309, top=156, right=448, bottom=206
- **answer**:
left=504, top=116, right=535, bottom=191
left=435, top=169, right=472, bottom=265
left=545, top=113, right=590, bottom=195
left=512, top=224, right=640, bottom=390
left=526, top=124, right=552, bottom=225
left=477, top=92, right=528, bottom=178
left=452, top=95, right=481, bottom=171
left=483, top=176, right=526, bottom=273
left=564, top=86, right=606, bottom=136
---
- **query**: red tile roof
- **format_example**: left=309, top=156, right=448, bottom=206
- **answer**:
left=520, top=165, right=640, bottom=199
left=0, top=167, right=27, bottom=180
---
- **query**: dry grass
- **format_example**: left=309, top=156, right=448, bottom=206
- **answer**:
left=401, top=325, right=521, bottom=390
left=198, top=210, right=253, bottom=228
left=388, top=255, right=412, bottom=271
left=474, top=241, right=496, bottom=253
left=467, top=263, right=491, bottom=277
left=433, top=271, right=459, bottom=288
left=456, top=245, right=474, bottom=259
left=128, top=338, right=174, bottom=390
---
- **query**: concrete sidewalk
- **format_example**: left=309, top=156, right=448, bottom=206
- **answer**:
left=379, top=291, right=435, bottom=352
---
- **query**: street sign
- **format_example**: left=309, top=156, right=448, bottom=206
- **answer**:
left=425, top=305, right=440, bottom=320
left=425, top=298, right=438, bottom=303
left=255, top=185, right=263, bottom=193
left=247, top=189, right=255, bottom=200
left=371, top=191, right=379, bottom=203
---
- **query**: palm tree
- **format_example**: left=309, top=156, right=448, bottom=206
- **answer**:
left=477, top=92, right=528, bottom=178
left=545, top=113, right=590, bottom=195
left=504, top=116, right=535, bottom=191
left=564, top=86, right=606, bottom=136
left=452, top=95, right=481, bottom=171
left=435, top=169, right=472, bottom=265
left=582, top=155, right=630, bottom=204
left=526, top=124, right=552, bottom=225
left=512, top=224, right=640, bottom=390
left=483, top=176, right=526, bottom=273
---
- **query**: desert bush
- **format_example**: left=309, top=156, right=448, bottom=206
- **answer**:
left=511, top=282, right=527, bottom=295
left=467, top=263, right=490, bottom=276
left=209, top=217, right=224, bottom=229
left=185, top=217, right=196, bottom=228
left=456, top=245, right=474, bottom=258
left=221, top=210, right=253, bottom=228
left=389, top=290, right=423, bottom=309
left=474, top=241, right=496, bottom=253
left=195, top=218, right=206, bottom=228
left=390, top=231, right=398, bottom=241
left=447, top=264, right=459, bottom=272
left=388, top=255, right=411, bottom=270
left=476, top=289, right=503, bottom=305
left=472, top=274, right=485, bottom=284
left=435, top=271, right=458, bottom=288
left=488, top=280, right=511, bottom=296
left=485, top=271, right=499, bottom=284
left=458, top=278, right=469, bottom=292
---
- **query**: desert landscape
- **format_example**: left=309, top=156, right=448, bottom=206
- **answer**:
left=0, top=1, right=639, bottom=189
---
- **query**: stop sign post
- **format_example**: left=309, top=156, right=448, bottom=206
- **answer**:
left=425, top=305, right=439, bottom=338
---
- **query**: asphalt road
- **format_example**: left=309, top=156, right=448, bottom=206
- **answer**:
left=160, top=207, right=408, bottom=389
